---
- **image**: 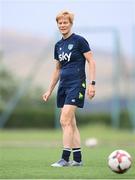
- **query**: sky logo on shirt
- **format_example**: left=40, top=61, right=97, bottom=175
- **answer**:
left=58, top=52, right=72, bottom=62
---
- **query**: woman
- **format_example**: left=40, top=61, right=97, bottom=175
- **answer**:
left=42, top=10, right=96, bottom=167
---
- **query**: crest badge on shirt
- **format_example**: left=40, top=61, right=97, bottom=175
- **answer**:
left=68, top=44, right=74, bottom=50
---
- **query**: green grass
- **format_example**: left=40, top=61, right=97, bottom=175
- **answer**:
left=0, top=124, right=135, bottom=179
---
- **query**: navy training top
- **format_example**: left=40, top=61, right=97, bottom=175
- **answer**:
left=54, top=33, right=91, bottom=87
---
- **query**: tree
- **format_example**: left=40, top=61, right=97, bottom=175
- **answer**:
left=0, top=51, right=19, bottom=108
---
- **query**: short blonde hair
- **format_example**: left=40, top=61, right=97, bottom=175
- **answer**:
left=56, top=10, right=74, bottom=24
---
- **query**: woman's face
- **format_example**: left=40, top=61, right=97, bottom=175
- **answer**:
left=57, top=17, right=72, bottom=36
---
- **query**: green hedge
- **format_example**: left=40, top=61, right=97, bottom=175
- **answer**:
left=77, top=112, right=111, bottom=126
left=5, top=106, right=55, bottom=128
left=78, top=111, right=131, bottom=129
left=2, top=106, right=131, bottom=129
left=119, top=110, right=132, bottom=129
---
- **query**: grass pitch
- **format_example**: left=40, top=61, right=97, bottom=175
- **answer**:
left=0, top=124, right=135, bottom=179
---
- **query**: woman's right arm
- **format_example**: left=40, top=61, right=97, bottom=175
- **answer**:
left=42, top=61, right=61, bottom=102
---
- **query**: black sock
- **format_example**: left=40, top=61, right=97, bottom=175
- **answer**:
left=61, top=148, right=71, bottom=162
left=72, top=148, right=82, bottom=163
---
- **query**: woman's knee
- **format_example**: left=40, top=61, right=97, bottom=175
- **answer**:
left=60, top=110, right=73, bottom=127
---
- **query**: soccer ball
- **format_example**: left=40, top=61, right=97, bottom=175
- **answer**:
left=85, top=138, right=98, bottom=147
left=108, top=150, right=132, bottom=174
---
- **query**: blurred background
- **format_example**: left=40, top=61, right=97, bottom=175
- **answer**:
left=0, top=0, right=135, bottom=130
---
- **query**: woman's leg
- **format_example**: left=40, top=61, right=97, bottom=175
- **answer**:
left=60, top=106, right=82, bottom=164
left=51, top=104, right=82, bottom=167
left=60, top=104, right=77, bottom=148
left=71, top=116, right=82, bottom=164
left=71, top=116, right=81, bottom=148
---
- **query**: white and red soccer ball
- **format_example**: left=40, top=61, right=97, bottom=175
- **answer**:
left=108, top=149, right=132, bottom=174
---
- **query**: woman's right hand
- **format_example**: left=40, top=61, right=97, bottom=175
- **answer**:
left=42, top=90, right=51, bottom=102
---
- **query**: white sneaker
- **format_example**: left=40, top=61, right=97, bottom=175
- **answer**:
left=70, top=160, right=83, bottom=166
left=51, top=159, right=70, bottom=167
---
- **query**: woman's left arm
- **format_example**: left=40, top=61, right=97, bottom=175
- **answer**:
left=83, top=51, right=96, bottom=99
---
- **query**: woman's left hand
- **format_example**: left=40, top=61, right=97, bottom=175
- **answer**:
left=87, top=84, right=96, bottom=99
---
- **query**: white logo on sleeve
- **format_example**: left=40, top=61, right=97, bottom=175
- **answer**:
left=58, top=52, right=72, bottom=62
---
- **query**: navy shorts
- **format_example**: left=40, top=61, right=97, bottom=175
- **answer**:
left=57, top=81, right=86, bottom=108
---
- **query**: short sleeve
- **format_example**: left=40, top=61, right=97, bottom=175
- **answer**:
left=78, top=37, right=91, bottom=53
left=54, top=44, right=59, bottom=61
